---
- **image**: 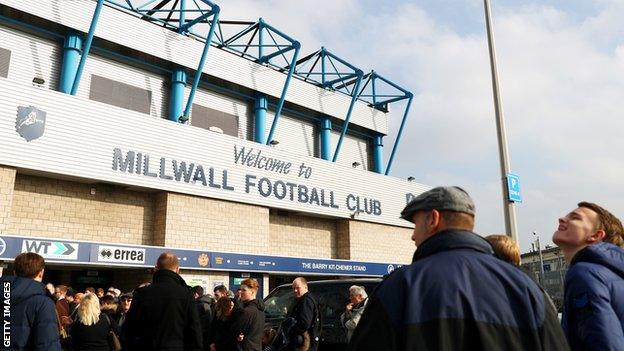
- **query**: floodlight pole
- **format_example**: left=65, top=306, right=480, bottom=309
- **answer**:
left=483, top=0, right=518, bottom=241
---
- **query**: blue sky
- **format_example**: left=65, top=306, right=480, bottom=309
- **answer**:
left=218, top=0, right=624, bottom=253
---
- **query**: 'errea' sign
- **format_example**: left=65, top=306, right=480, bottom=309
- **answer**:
left=97, top=245, right=146, bottom=264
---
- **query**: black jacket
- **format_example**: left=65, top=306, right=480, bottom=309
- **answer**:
left=210, top=316, right=238, bottom=351
left=287, top=292, right=318, bottom=338
left=123, top=269, right=202, bottom=350
left=231, top=298, right=265, bottom=351
left=0, top=276, right=61, bottom=351
left=347, top=229, right=569, bottom=351
left=69, top=313, right=111, bottom=351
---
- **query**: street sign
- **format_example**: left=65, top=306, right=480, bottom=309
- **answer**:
left=506, top=173, right=522, bottom=203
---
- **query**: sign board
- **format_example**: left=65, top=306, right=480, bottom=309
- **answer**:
left=0, top=79, right=429, bottom=228
left=506, top=173, right=522, bottom=203
left=0, top=234, right=402, bottom=277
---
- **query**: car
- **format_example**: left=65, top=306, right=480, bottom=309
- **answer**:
left=263, top=278, right=381, bottom=351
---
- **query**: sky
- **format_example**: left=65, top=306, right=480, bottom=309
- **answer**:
left=208, top=0, right=624, bottom=253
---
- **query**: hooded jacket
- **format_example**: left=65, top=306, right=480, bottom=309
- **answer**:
left=563, top=242, right=624, bottom=350
left=231, top=298, right=265, bottom=351
left=123, top=269, right=202, bottom=350
left=347, top=229, right=568, bottom=351
left=0, top=276, right=61, bottom=351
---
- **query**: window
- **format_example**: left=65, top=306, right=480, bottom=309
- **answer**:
left=89, top=75, right=152, bottom=114
left=190, top=103, right=239, bottom=137
left=0, top=47, right=10, bottom=78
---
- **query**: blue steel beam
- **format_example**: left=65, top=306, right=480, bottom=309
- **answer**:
left=70, top=0, right=105, bottom=95
left=332, top=71, right=363, bottom=162
left=180, top=6, right=220, bottom=122
left=59, top=33, right=82, bottom=94
left=320, top=117, right=332, bottom=160
left=265, top=41, right=300, bottom=144
left=385, top=93, right=413, bottom=175
left=372, top=135, right=384, bottom=173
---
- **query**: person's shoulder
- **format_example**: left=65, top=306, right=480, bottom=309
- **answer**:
left=566, top=261, right=610, bottom=287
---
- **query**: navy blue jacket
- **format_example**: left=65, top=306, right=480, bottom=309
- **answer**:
left=563, top=242, right=624, bottom=350
left=1, top=276, right=61, bottom=351
left=347, top=229, right=568, bottom=351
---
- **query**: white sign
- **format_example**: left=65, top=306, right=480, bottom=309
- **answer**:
left=97, top=245, right=146, bottom=264
left=22, top=240, right=79, bottom=260
left=0, top=79, right=429, bottom=228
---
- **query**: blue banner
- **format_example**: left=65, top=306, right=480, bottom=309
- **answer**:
left=0, top=235, right=401, bottom=276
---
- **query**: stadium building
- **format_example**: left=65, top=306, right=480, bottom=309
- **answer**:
left=0, top=0, right=428, bottom=296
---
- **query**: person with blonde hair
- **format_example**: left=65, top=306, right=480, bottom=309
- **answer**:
left=70, top=293, right=113, bottom=351
left=486, top=234, right=521, bottom=266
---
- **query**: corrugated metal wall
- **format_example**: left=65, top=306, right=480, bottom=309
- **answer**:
left=186, top=87, right=251, bottom=140
left=0, top=24, right=61, bottom=91
left=74, top=53, right=168, bottom=119
left=330, top=131, right=370, bottom=170
left=265, top=111, right=317, bottom=157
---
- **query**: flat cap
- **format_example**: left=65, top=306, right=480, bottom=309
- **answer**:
left=400, top=186, right=475, bottom=222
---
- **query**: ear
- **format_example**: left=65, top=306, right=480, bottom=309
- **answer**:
left=34, top=269, right=44, bottom=282
left=428, top=209, right=441, bottom=230
left=588, top=229, right=606, bottom=243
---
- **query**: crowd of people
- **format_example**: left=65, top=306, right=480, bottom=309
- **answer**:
left=3, top=185, right=624, bottom=351
left=3, top=251, right=320, bottom=351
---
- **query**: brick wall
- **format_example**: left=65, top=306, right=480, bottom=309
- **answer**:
left=347, top=221, right=414, bottom=263
left=8, top=175, right=155, bottom=245
left=162, top=193, right=270, bottom=253
left=0, top=166, right=16, bottom=234
left=269, top=212, right=337, bottom=258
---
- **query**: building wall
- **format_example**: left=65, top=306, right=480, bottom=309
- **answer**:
left=269, top=212, right=337, bottom=258
left=0, top=24, right=61, bottom=91
left=8, top=175, right=155, bottom=245
left=187, top=87, right=252, bottom=140
left=75, top=53, right=169, bottom=119
left=347, top=221, right=413, bottom=263
left=330, top=131, right=370, bottom=170
left=0, top=166, right=16, bottom=234
left=161, top=193, right=270, bottom=254
left=266, top=112, right=317, bottom=157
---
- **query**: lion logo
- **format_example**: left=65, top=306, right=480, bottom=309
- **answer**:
left=15, top=106, right=46, bottom=142
left=198, top=253, right=210, bottom=267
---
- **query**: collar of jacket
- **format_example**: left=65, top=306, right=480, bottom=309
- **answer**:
left=152, top=268, right=187, bottom=286
left=412, top=229, right=494, bottom=262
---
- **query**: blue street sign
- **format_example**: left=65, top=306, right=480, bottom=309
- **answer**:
left=507, top=173, right=522, bottom=203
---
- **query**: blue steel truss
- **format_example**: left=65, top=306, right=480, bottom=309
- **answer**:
left=68, top=0, right=412, bottom=175
left=292, top=47, right=363, bottom=162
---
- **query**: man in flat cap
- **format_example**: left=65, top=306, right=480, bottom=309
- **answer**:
left=347, top=186, right=568, bottom=351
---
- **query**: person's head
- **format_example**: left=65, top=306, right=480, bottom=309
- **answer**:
left=485, top=235, right=521, bottom=266
left=119, top=293, right=132, bottom=312
left=239, top=278, right=259, bottom=302
left=96, top=288, right=105, bottom=298
left=553, top=202, right=624, bottom=256
left=77, top=293, right=101, bottom=326
left=13, top=252, right=45, bottom=281
left=400, top=186, right=476, bottom=246
left=73, top=292, right=85, bottom=305
left=213, top=285, right=228, bottom=300
left=262, top=327, right=278, bottom=348
left=55, top=285, right=68, bottom=300
left=156, top=252, right=180, bottom=273
left=215, top=296, right=235, bottom=320
left=348, top=285, right=368, bottom=305
left=85, top=287, right=95, bottom=294
left=192, top=285, right=204, bottom=300
left=292, top=277, right=308, bottom=299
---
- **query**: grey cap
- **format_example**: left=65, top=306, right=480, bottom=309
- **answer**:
left=400, top=186, right=475, bottom=222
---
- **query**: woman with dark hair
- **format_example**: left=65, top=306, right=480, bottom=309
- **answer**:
left=231, top=279, right=265, bottom=351
left=210, top=296, right=239, bottom=351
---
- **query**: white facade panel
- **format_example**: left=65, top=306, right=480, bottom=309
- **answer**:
left=265, top=112, right=317, bottom=158
left=330, top=131, right=371, bottom=171
left=186, top=87, right=251, bottom=140
left=0, top=0, right=389, bottom=135
left=0, top=79, right=428, bottom=228
left=75, top=54, right=168, bottom=119
left=0, top=24, right=61, bottom=91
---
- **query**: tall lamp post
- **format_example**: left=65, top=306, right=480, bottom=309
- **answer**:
left=483, top=0, right=518, bottom=241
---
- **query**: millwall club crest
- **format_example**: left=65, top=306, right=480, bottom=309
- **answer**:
left=15, top=105, right=46, bottom=142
